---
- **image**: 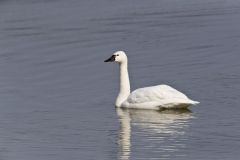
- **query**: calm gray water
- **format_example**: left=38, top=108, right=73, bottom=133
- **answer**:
left=0, top=0, right=240, bottom=159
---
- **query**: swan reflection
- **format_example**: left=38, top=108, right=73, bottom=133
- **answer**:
left=116, top=108, right=193, bottom=160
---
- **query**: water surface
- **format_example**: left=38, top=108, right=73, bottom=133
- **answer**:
left=0, top=0, right=240, bottom=159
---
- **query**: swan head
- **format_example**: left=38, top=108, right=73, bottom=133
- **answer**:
left=104, top=51, right=127, bottom=64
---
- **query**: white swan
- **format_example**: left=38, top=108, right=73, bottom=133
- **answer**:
left=104, top=51, right=199, bottom=110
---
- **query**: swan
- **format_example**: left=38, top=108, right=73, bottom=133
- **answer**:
left=104, top=51, right=199, bottom=110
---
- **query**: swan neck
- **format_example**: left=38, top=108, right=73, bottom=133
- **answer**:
left=116, top=61, right=130, bottom=107
left=120, top=62, right=130, bottom=94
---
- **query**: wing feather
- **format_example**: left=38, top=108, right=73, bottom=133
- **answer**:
left=126, top=85, right=189, bottom=104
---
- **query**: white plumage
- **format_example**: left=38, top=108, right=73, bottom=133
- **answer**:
left=122, top=84, right=199, bottom=110
left=104, top=51, right=199, bottom=110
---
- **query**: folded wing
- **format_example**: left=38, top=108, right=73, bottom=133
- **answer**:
left=122, top=85, right=197, bottom=109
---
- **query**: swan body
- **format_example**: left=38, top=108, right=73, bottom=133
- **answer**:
left=121, top=84, right=199, bottom=110
left=104, top=51, right=199, bottom=110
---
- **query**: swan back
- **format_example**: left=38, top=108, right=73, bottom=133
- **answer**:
left=122, top=85, right=198, bottom=110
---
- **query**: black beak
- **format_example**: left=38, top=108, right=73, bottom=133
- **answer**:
left=104, top=55, right=115, bottom=62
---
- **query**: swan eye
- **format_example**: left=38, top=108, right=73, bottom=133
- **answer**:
left=116, top=54, right=119, bottom=56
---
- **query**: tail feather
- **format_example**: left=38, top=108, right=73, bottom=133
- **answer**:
left=190, top=100, right=200, bottom=105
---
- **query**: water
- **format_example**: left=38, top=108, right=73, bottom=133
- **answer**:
left=0, top=0, right=240, bottom=159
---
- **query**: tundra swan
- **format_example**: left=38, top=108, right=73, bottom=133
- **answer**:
left=104, top=51, right=199, bottom=110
